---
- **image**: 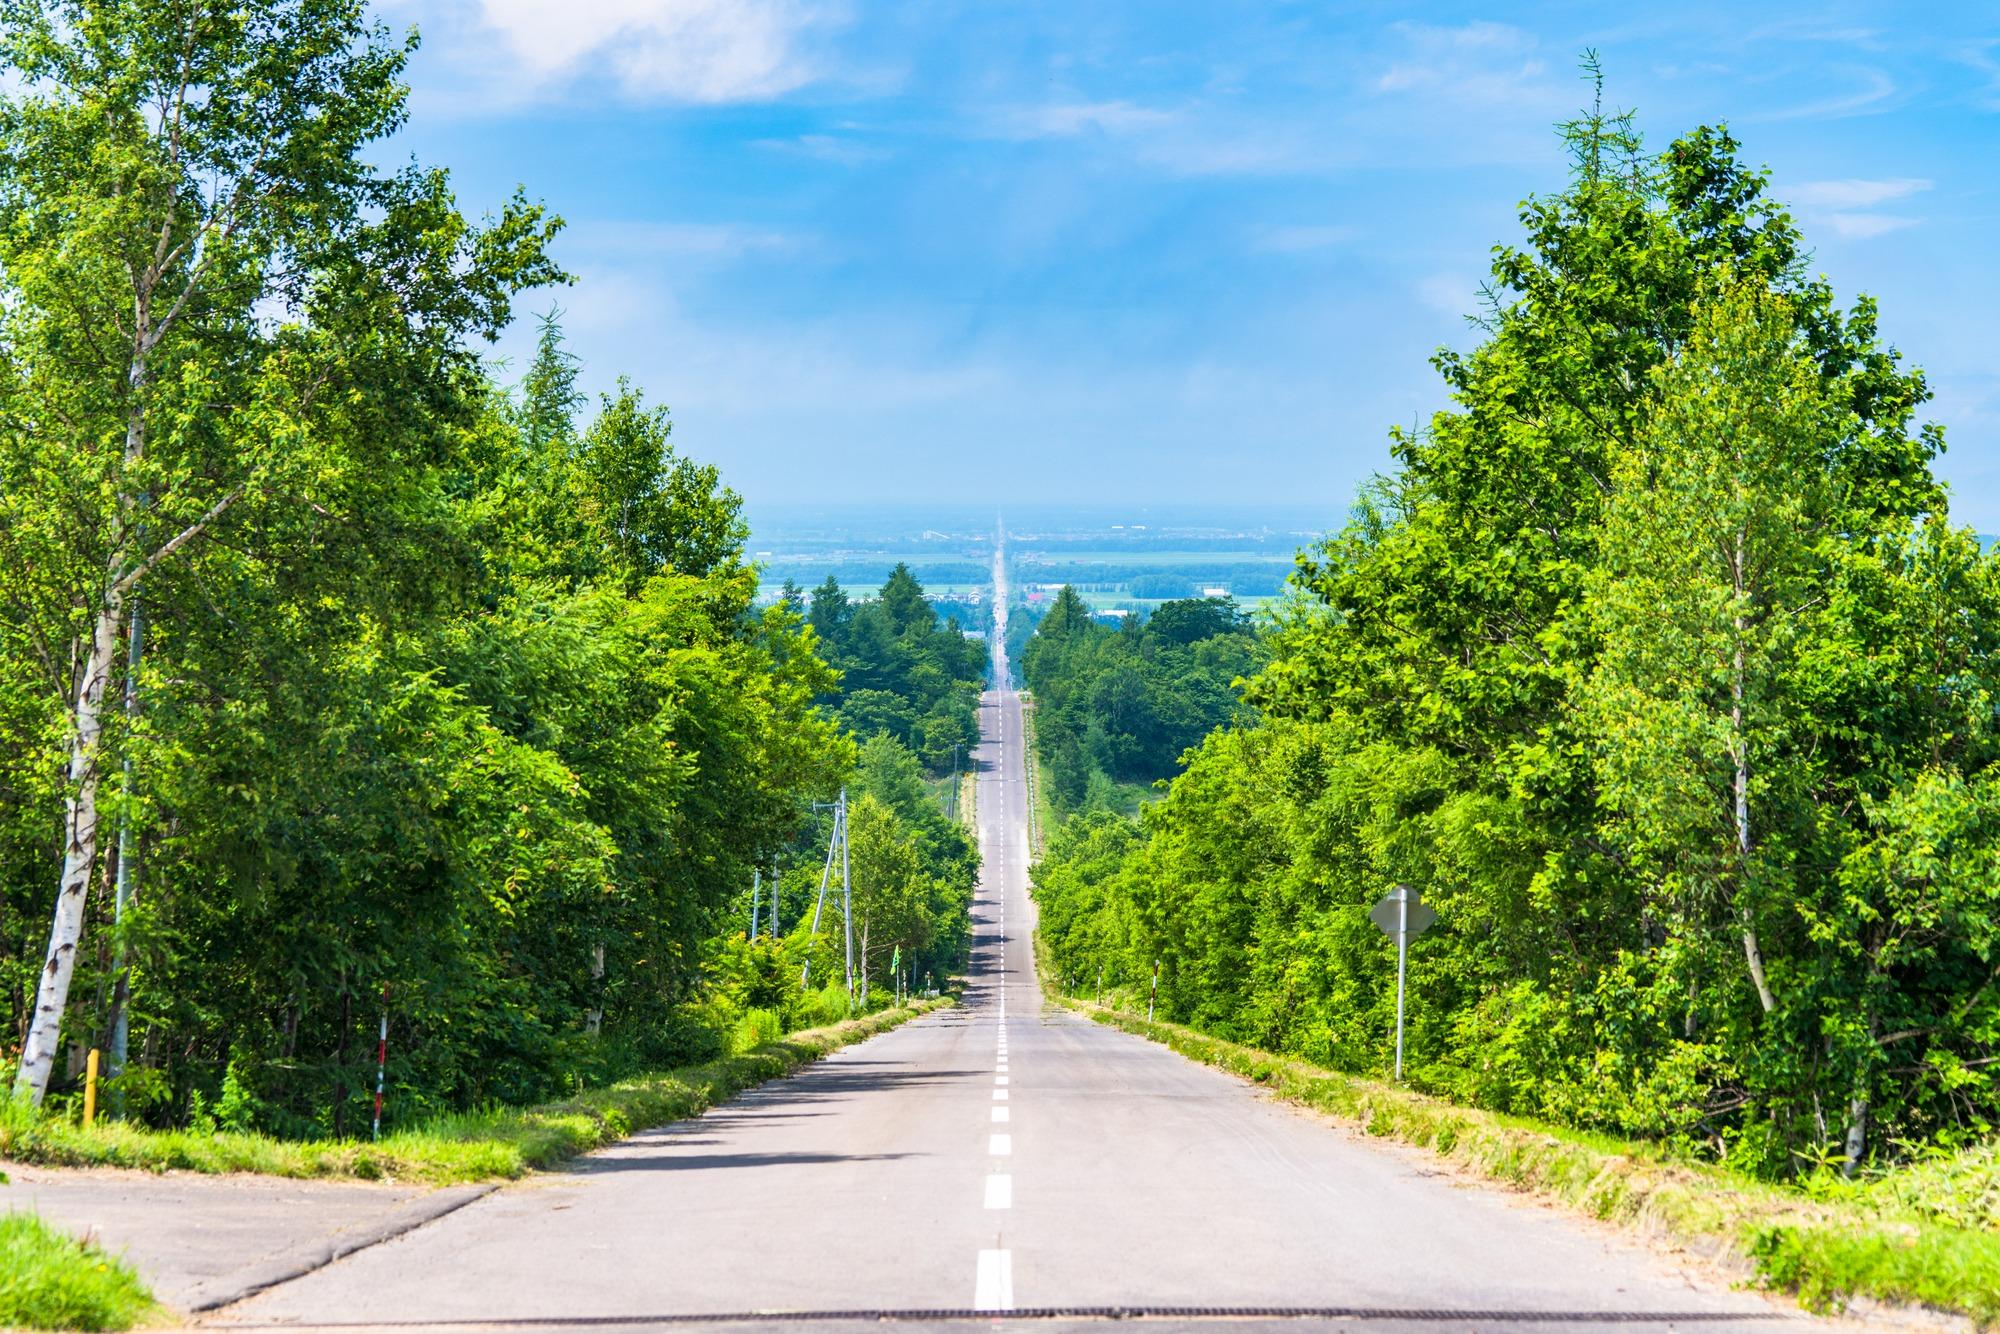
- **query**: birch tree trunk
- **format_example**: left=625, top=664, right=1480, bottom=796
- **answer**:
left=1842, top=1005, right=1880, bottom=1173
left=14, top=581, right=127, bottom=1102
left=1732, top=536, right=1777, bottom=1016
left=586, top=941, right=605, bottom=1037
left=14, top=316, right=153, bottom=1104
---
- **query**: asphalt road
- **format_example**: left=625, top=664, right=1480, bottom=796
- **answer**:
left=215, top=546, right=1800, bottom=1333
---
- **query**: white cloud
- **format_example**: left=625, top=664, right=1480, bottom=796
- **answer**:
left=1008, top=100, right=1181, bottom=138
left=1373, top=21, right=1547, bottom=102
left=1790, top=177, right=1932, bottom=209
left=1822, top=213, right=1920, bottom=241
left=752, top=133, right=887, bottom=165
left=462, top=0, right=832, bottom=103
left=1962, top=39, right=2000, bottom=111
left=1788, top=178, right=1930, bottom=242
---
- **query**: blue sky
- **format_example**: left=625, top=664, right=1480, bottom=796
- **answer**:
left=379, top=2, right=2000, bottom=525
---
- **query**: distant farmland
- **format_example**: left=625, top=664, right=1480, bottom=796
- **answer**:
left=1010, top=549, right=1300, bottom=616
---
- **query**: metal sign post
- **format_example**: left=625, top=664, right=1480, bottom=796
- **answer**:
left=1369, top=885, right=1436, bottom=1081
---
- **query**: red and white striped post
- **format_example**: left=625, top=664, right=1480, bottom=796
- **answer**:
left=371, top=983, right=389, bottom=1142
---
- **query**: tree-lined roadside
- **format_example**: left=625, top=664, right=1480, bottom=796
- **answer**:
left=1030, top=85, right=2000, bottom=1186
left=0, top=0, right=973, bottom=1151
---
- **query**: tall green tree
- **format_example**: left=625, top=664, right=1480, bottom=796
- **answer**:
left=1585, top=281, right=1846, bottom=1017
left=0, top=0, right=560, bottom=1102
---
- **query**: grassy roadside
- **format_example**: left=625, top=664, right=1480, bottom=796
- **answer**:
left=1018, top=692, right=1050, bottom=858
left=1054, top=994, right=1999, bottom=1324
left=0, top=1211, right=159, bottom=1331
left=0, top=999, right=950, bottom=1185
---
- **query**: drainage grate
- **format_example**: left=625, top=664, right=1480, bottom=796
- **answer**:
left=206, top=1306, right=1792, bottom=1327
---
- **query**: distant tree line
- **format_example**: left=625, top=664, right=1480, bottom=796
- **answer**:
left=798, top=567, right=988, bottom=775
left=1032, top=100, right=2000, bottom=1177
left=1021, top=591, right=1258, bottom=812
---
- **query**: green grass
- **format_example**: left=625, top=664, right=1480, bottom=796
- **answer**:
left=0, top=1000, right=950, bottom=1185
left=0, top=1212, right=158, bottom=1331
left=1851, top=1136, right=2000, bottom=1231
left=1018, top=695, right=1051, bottom=857
left=957, top=769, right=978, bottom=833
left=1055, top=993, right=2000, bottom=1324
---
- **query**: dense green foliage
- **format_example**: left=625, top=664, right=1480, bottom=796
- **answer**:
left=1021, top=589, right=1257, bottom=812
left=804, top=565, right=987, bottom=772
left=1032, top=100, right=2000, bottom=1178
left=0, top=1211, right=155, bottom=1331
left=0, top=0, right=967, bottom=1137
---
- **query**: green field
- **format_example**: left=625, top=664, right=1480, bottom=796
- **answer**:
left=1011, top=549, right=1297, bottom=565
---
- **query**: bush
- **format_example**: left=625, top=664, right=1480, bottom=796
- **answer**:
left=796, top=983, right=855, bottom=1029
left=732, top=1007, right=782, bottom=1053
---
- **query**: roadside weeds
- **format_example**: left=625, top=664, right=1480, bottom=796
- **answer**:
left=0, top=999, right=952, bottom=1186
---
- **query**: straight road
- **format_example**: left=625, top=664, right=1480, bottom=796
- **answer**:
left=216, top=539, right=1797, bottom=1332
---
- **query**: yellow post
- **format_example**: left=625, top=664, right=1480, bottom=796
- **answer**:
left=83, top=1048, right=99, bottom=1127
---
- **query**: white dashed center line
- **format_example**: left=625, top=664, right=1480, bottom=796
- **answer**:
left=974, top=1249, right=1013, bottom=1310
left=992, top=1105, right=1009, bottom=1122
left=984, top=1174, right=1012, bottom=1209
left=989, top=1132, right=1012, bottom=1156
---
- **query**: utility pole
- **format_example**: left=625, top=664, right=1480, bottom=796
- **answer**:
left=750, top=869, right=761, bottom=940
left=840, top=787, right=854, bottom=1008
left=800, top=797, right=845, bottom=990
left=768, top=861, right=780, bottom=941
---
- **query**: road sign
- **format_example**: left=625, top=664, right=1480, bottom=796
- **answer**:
left=1370, top=886, right=1435, bottom=939
left=1370, top=885, right=1434, bottom=1082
